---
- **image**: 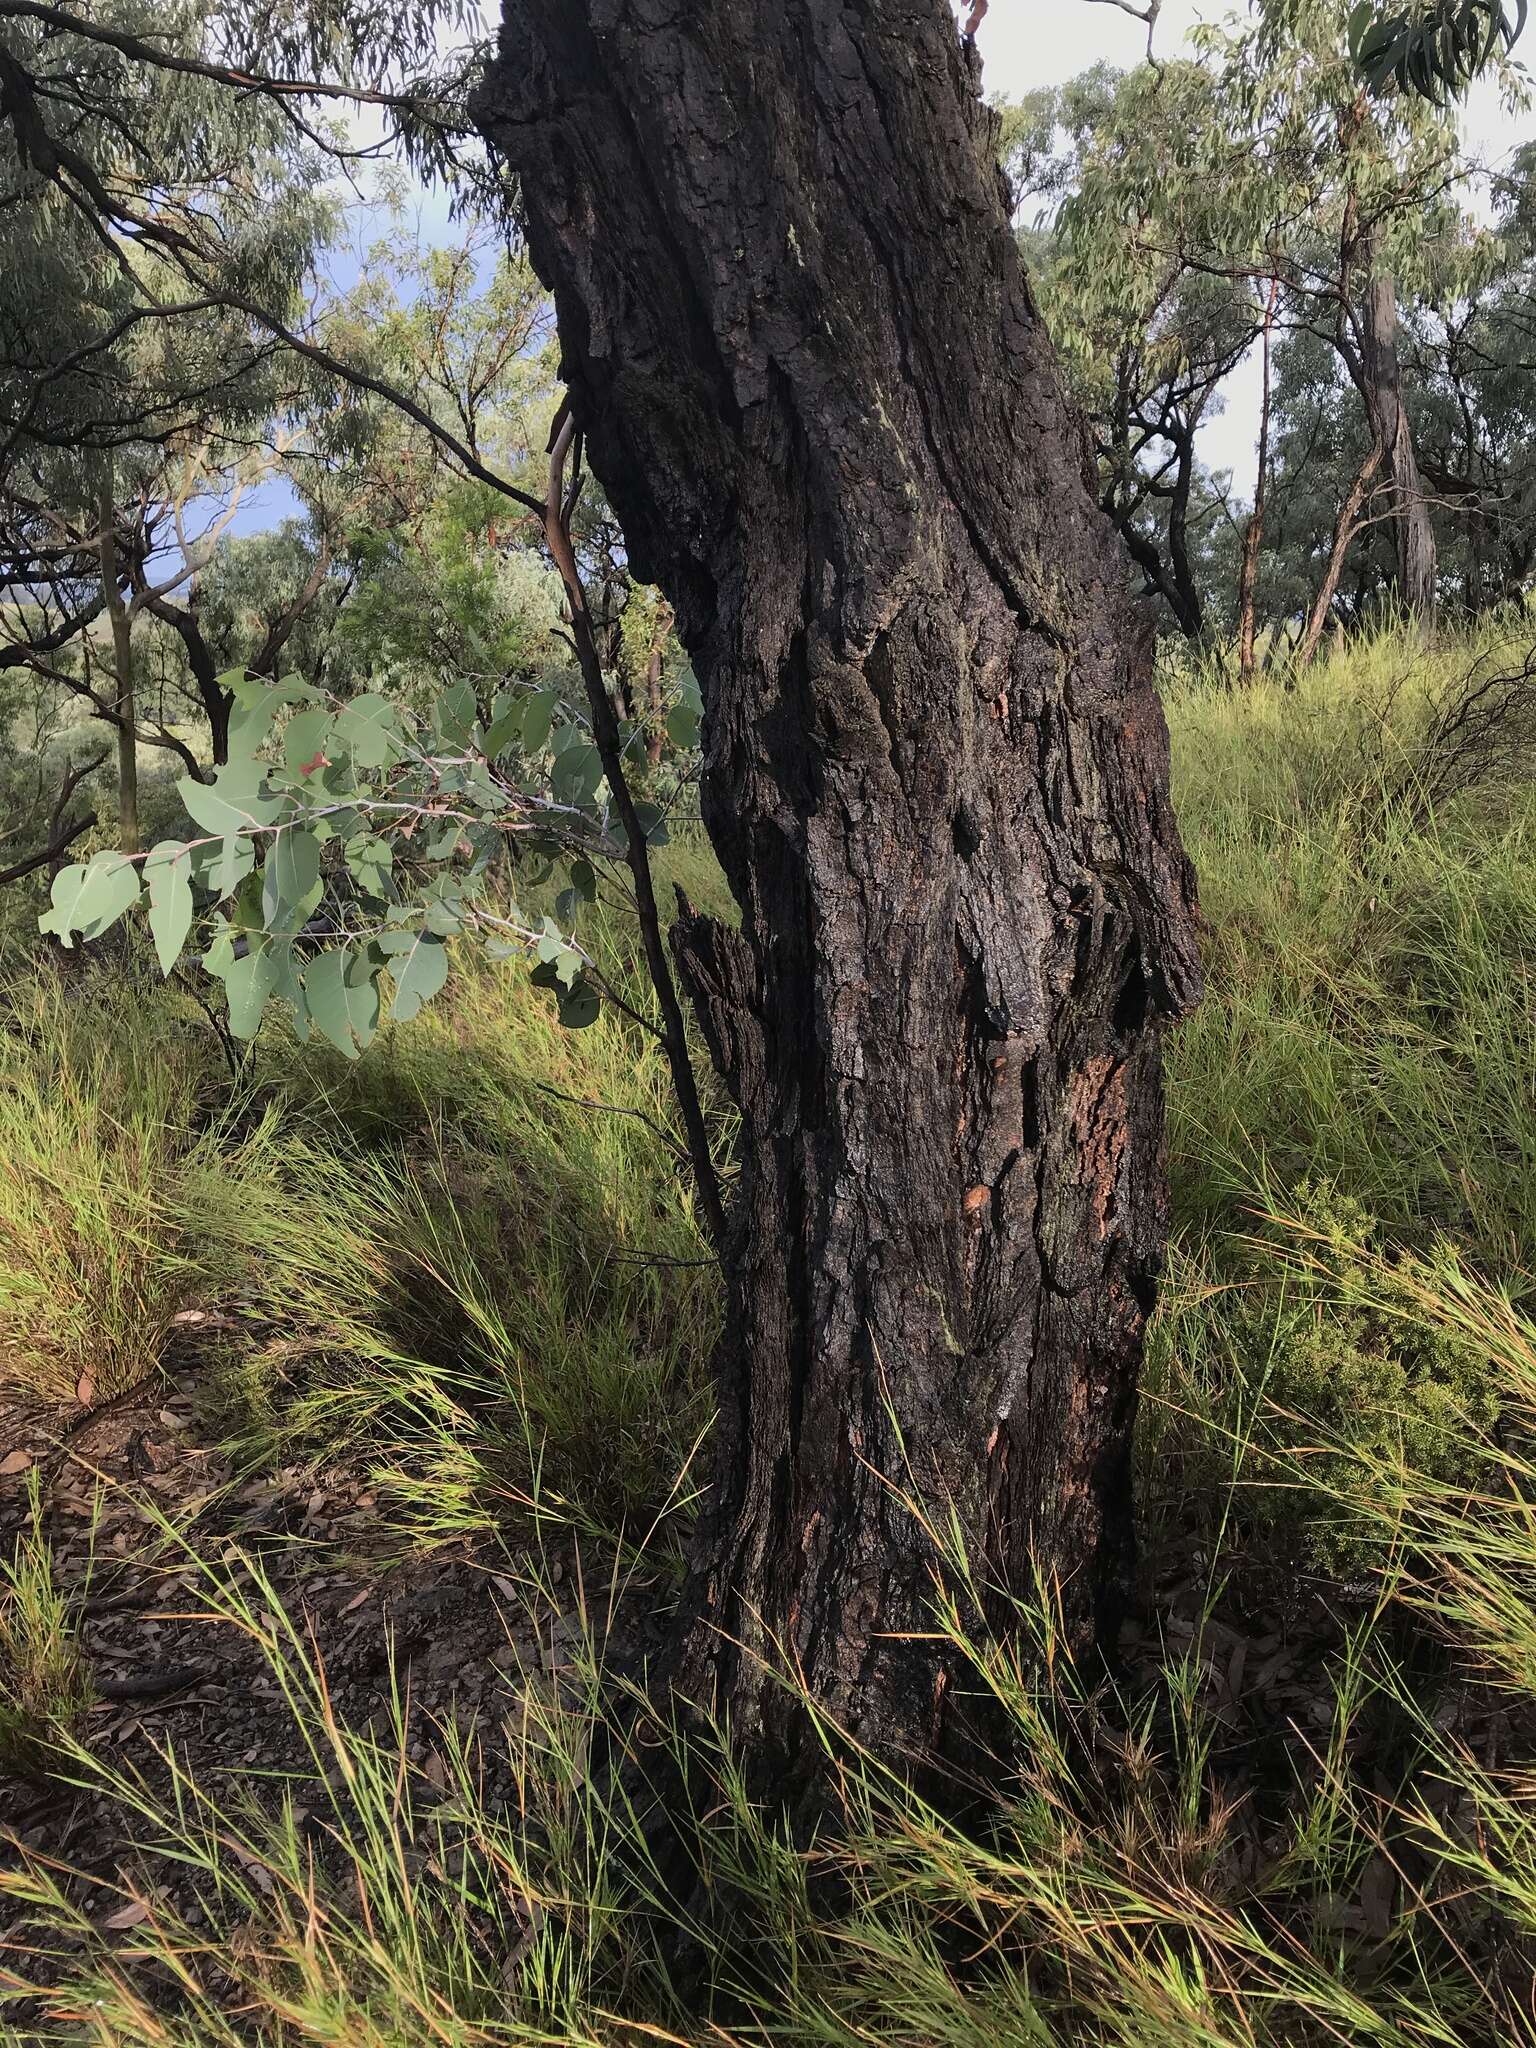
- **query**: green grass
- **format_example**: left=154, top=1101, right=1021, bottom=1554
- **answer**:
left=1146, top=622, right=1536, bottom=1565
left=0, top=883, right=721, bottom=1544
left=6, top=1241, right=1536, bottom=2043
left=3, top=627, right=1536, bottom=2042
left=1163, top=625, right=1536, bottom=1263
left=0, top=1476, right=95, bottom=1779
left=0, top=971, right=233, bottom=1407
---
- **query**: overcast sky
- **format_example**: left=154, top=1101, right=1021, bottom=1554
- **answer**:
left=229, top=2, right=1536, bottom=542
left=979, top=1, right=1536, bottom=492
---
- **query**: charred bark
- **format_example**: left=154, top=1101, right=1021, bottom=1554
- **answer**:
left=474, top=0, right=1201, bottom=1785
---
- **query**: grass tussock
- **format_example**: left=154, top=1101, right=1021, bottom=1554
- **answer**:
left=2, top=629, right=1536, bottom=2042
left=0, top=976, right=222, bottom=1407
left=0, top=1477, right=94, bottom=1779
left=6, top=1244, right=1536, bottom=2043
left=0, top=886, right=719, bottom=1542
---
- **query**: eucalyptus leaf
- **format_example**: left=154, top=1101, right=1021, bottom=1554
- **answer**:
left=144, top=841, right=196, bottom=975
left=38, top=854, right=142, bottom=948
left=179, top=766, right=286, bottom=837
left=262, top=825, right=324, bottom=934
left=333, top=693, right=402, bottom=769
left=303, top=946, right=380, bottom=1059
left=380, top=927, right=450, bottom=1022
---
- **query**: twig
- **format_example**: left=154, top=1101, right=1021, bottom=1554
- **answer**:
left=543, top=400, right=729, bottom=1254
left=526, top=1079, right=693, bottom=1166
left=0, top=749, right=107, bottom=887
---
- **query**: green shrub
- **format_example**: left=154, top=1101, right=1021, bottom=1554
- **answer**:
left=1232, top=1184, right=1499, bottom=1572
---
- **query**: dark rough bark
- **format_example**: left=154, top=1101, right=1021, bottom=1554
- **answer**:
left=1361, top=258, right=1437, bottom=628
left=474, top=0, right=1201, bottom=1782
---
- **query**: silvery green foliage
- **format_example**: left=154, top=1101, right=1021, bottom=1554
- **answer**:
left=1350, top=0, right=1527, bottom=99
left=39, top=666, right=700, bottom=1054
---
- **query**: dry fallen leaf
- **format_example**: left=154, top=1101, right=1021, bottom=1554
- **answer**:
left=102, top=1899, right=150, bottom=1931
left=0, top=1449, right=33, bottom=1477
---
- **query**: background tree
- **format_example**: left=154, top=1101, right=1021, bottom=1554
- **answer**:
left=1005, top=62, right=1267, bottom=639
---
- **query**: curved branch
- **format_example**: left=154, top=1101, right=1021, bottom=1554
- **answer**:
left=0, top=747, right=106, bottom=887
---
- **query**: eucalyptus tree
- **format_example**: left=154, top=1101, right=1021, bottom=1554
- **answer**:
left=1005, top=62, right=1267, bottom=639
left=469, top=2, right=1205, bottom=1794
left=1188, top=0, right=1503, bottom=631
left=1402, top=143, right=1536, bottom=612
left=0, top=0, right=339, bottom=846
left=24, top=0, right=1523, bottom=1816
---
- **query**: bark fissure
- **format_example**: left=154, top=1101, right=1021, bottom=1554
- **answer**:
left=475, top=0, right=1201, bottom=1785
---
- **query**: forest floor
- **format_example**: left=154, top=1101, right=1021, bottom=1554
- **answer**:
left=3, top=1355, right=1504, bottom=1995
left=0, top=1373, right=582, bottom=1933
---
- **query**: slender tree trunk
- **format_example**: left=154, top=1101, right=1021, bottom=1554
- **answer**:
left=1237, top=275, right=1280, bottom=686
left=475, top=1, right=1201, bottom=1785
left=645, top=600, right=673, bottom=770
left=1360, top=249, right=1436, bottom=629
left=1165, top=415, right=1204, bottom=641
left=1298, top=442, right=1383, bottom=666
left=96, top=467, right=139, bottom=856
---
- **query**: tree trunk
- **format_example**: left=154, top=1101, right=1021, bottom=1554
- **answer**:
left=96, top=467, right=139, bottom=856
left=474, top=0, right=1201, bottom=1785
left=1299, top=441, right=1383, bottom=666
left=1361, top=255, right=1436, bottom=629
left=1164, top=414, right=1204, bottom=641
left=1237, top=275, right=1279, bottom=686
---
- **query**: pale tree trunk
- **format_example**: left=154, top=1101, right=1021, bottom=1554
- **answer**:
left=96, top=466, right=139, bottom=856
left=1361, top=250, right=1437, bottom=629
left=1237, top=274, right=1279, bottom=685
left=1299, top=442, right=1384, bottom=666
left=474, top=0, right=1201, bottom=1789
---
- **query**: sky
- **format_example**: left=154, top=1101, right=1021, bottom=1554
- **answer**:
left=228, top=1, right=1536, bottom=543
left=977, top=1, right=1536, bottom=493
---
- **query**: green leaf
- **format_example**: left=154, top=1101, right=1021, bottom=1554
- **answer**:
left=178, top=765, right=286, bottom=838
left=283, top=707, right=334, bottom=782
left=630, top=800, right=670, bottom=847
left=302, top=946, right=380, bottom=1059
left=333, top=693, right=402, bottom=769
left=262, top=825, right=324, bottom=934
left=200, top=835, right=256, bottom=900
left=665, top=699, right=699, bottom=750
left=435, top=679, right=477, bottom=748
left=552, top=743, right=603, bottom=808
left=345, top=833, right=393, bottom=897
left=225, top=945, right=280, bottom=1039
left=520, top=689, right=556, bottom=754
left=228, top=669, right=319, bottom=711
left=38, top=854, right=141, bottom=948
left=421, top=877, right=466, bottom=937
left=481, top=709, right=523, bottom=759
left=379, top=927, right=450, bottom=1023
left=225, top=675, right=319, bottom=761
left=144, top=841, right=196, bottom=975
left=557, top=977, right=601, bottom=1029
